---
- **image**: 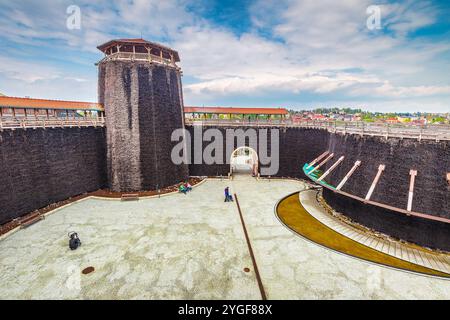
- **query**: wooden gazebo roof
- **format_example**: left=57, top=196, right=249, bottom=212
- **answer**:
left=97, top=38, right=180, bottom=62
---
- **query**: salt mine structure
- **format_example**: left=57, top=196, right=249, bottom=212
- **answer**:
left=0, top=39, right=449, bottom=252
left=97, top=39, right=188, bottom=192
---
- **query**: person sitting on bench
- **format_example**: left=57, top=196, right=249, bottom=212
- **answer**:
left=184, top=182, right=192, bottom=192
left=179, top=184, right=187, bottom=194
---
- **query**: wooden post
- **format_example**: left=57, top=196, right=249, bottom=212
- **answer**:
left=307, top=151, right=329, bottom=169
left=309, top=153, right=334, bottom=174
left=336, top=161, right=361, bottom=190
left=318, top=156, right=345, bottom=182
left=407, top=170, right=417, bottom=212
left=365, top=164, right=385, bottom=201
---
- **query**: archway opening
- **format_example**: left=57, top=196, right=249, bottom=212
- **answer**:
left=230, top=146, right=258, bottom=176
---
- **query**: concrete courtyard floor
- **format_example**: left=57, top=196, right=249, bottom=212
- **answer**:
left=0, top=176, right=449, bottom=299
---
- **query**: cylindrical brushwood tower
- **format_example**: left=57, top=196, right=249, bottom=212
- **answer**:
left=97, top=39, right=188, bottom=192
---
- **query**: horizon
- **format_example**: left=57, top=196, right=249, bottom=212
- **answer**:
left=0, top=0, right=449, bottom=113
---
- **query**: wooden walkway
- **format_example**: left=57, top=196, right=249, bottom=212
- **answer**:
left=0, top=117, right=106, bottom=130
left=185, top=119, right=450, bottom=141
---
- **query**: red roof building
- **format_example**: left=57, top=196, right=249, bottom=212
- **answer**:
left=0, top=96, right=288, bottom=118
left=184, top=106, right=288, bottom=116
left=0, top=96, right=103, bottom=111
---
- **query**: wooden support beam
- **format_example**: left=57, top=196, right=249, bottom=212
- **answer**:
left=336, top=160, right=361, bottom=190
left=306, top=151, right=329, bottom=169
left=318, top=156, right=345, bottom=182
left=407, top=170, right=417, bottom=212
left=309, top=153, right=334, bottom=174
left=365, top=164, right=385, bottom=201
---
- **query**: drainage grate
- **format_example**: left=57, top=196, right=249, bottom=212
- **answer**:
left=82, top=266, right=95, bottom=275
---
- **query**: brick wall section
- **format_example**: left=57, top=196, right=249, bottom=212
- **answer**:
left=0, top=127, right=106, bottom=225
left=278, top=127, right=330, bottom=179
left=186, top=126, right=329, bottom=179
left=322, top=188, right=450, bottom=251
left=323, top=134, right=450, bottom=219
left=99, top=61, right=188, bottom=192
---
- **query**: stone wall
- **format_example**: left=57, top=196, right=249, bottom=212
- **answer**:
left=99, top=61, right=188, bottom=192
left=1, top=119, right=448, bottom=250
left=323, top=134, right=450, bottom=218
left=0, top=127, right=106, bottom=225
left=186, top=125, right=329, bottom=179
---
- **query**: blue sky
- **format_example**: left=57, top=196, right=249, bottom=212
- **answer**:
left=0, top=0, right=449, bottom=112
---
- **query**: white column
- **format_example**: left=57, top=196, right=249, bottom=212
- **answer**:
left=309, top=153, right=334, bottom=174
left=318, top=156, right=345, bottom=182
left=365, top=164, right=385, bottom=201
left=407, top=170, right=417, bottom=212
left=306, top=151, right=329, bottom=169
left=336, top=160, right=361, bottom=190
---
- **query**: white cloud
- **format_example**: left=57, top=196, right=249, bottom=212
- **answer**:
left=0, top=0, right=448, bottom=111
left=0, top=56, right=61, bottom=83
left=179, top=0, right=450, bottom=110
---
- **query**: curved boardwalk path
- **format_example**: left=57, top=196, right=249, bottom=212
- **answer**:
left=276, top=190, right=449, bottom=278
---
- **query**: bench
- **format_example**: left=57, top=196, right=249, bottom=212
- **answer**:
left=121, top=193, right=140, bottom=201
left=20, top=212, right=44, bottom=228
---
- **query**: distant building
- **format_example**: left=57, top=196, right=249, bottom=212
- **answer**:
left=386, top=117, right=399, bottom=124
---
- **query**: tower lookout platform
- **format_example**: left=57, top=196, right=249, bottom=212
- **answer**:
left=97, top=38, right=180, bottom=68
left=97, top=38, right=188, bottom=192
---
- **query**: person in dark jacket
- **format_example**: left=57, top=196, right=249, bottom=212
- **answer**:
left=224, top=187, right=233, bottom=202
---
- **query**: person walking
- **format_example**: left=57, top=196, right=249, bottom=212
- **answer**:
left=224, top=187, right=233, bottom=202
left=224, top=187, right=230, bottom=202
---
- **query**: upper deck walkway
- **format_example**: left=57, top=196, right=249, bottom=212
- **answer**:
left=0, top=116, right=106, bottom=130
left=185, top=119, right=450, bottom=141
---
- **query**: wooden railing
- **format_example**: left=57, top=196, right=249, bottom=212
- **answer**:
left=97, top=52, right=178, bottom=68
left=184, top=119, right=450, bottom=141
left=0, top=116, right=106, bottom=130
left=3, top=115, right=449, bottom=141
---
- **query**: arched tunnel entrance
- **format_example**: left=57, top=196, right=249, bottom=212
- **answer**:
left=230, top=146, right=258, bottom=176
